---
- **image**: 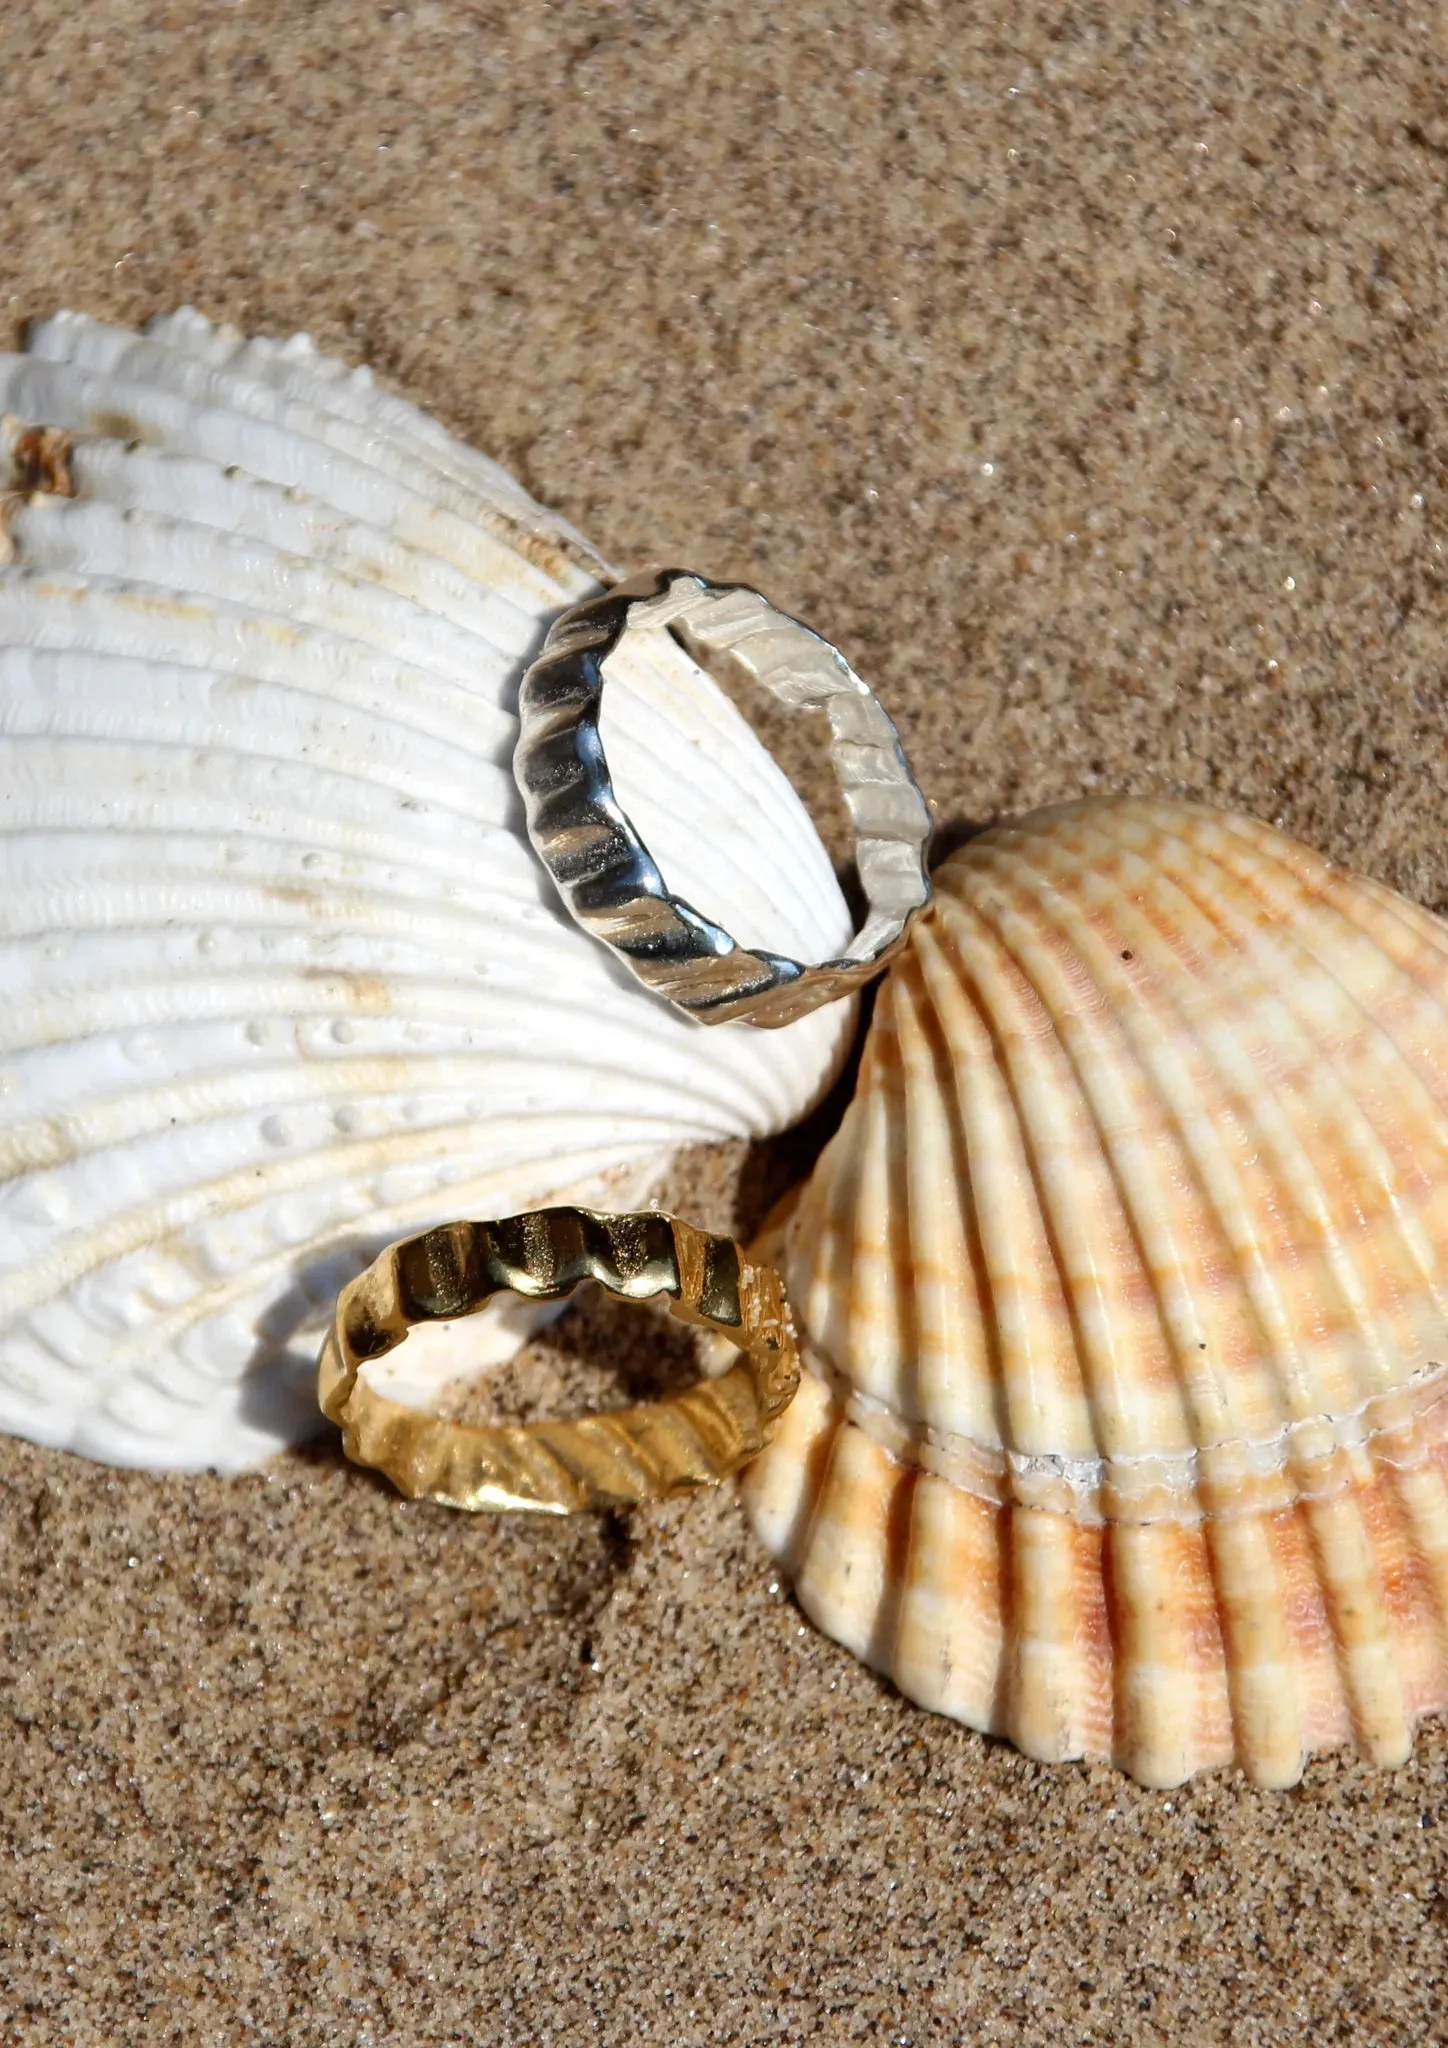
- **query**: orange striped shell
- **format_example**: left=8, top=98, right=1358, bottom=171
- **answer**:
left=741, top=797, right=1448, bottom=1786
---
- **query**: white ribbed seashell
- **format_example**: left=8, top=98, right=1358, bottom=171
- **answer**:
left=0, top=309, right=856, bottom=1471
left=743, top=797, right=1448, bottom=1786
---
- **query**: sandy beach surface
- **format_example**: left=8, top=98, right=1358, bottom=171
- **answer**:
left=2, top=3, right=1447, bottom=2041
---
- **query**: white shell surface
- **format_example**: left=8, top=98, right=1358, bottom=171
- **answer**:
left=744, top=799, right=1448, bottom=1785
left=0, top=310, right=855, bottom=1471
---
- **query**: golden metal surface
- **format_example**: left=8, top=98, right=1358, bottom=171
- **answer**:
left=317, top=1206, right=800, bottom=1513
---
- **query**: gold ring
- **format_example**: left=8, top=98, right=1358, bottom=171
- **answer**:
left=317, top=1206, right=800, bottom=1513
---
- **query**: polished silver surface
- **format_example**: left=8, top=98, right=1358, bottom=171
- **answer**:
left=513, top=569, right=933, bottom=1027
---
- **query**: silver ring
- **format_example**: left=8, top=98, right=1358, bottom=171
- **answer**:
left=512, top=569, right=933, bottom=1027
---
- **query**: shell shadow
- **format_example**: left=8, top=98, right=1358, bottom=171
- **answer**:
left=927, top=811, right=994, bottom=866
left=234, top=1227, right=406, bottom=1449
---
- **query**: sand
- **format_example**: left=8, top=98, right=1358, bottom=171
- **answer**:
left=3, top=2, right=1448, bottom=2041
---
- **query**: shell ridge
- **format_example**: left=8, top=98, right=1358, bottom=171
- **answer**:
left=0, top=733, right=532, bottom=884
left=1363, top=1455, right=1448, bottom=1736
left=27, top=322, right=589, bottom=570
left=0, top=816, right=555, bottom=929
left=598, top=652, right=850, bottom=956
left=969, top=833, right=1277, bottom=1462
left=0, top=805, right=543, bottom=929
left=66, top=442, right=545, bottom=651
left=1018, top=815, right=1432, bottom=1421
left=1100, top=812, right=1448, bottom=1399
left=0, top=728, right=519, bottom=869
left=1007, top=1496, right=1102, bottom=1762
left=934, top=873, right=1194, bottom=1461
left=0, top=892, right=617, bottom=986
left=1337, top=870, right=1448, bottom=971
left=603, top=632, right=854, bottom=904
left=787, top=1049, right=876, bottom=1382
left=1202, top=1513, right=1308, bottom=1788
left=1298, top=1486, right=1413, bottom=1767
left=0, top=845, right=551, bottom=944
left=900, top=927, right=1010, bottom=1445
left=0, top=574, right=522, bottom=759
left=1181, top=809, right=1448, bottom=1123
left=1376, top=1458, right=1448, bottom=1729
left=9, top=494, right=530, bottom=695
left=840, top=986, right=913, bottom=1408
left=908, top=907, right=1095, bottom=1454
left=737, top=1359, right=844, bottom=1575
left=0, top=1328, right=95, bottom=1441
left=1209, top=806, right=1448, bottom=975
left=138, top=315, right=532, bottom=489
left=0, top=962, right=802, bottom=1126
left=131, top=320, right=565, bottom=526
left=787, top=1412, right=886, bottom=1661
left=1038, top=813, right=1418, bottom=1412
left=0, top=355, right=590, bottom=608
left=0, top=626, right=522, bottom=806
left=983, top=1496, right=1015, bottom=1736
left=987, top=823, right=1328, bottom=1451
left=881, top=961, right=924, bottom=1430
left=1104, top=1517, right=1232, bottom=1785
left=0, top=725, right=524, bottom=868
left=0, top=1050, right=766, bottom=1184
left=790, top=1012, right=881, bottom=1323
left=865, top=1458, right=920, bottom=1679
left=922, top=894, right=1104, bottom=1459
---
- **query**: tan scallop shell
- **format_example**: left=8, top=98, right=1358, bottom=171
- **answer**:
left=742, top=797, right=1448, bottom=1786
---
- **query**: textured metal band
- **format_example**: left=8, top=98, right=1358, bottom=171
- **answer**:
left=513, top=568, right=933, bottom=1026
left=317, top=1206, right=800, bottom=1514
